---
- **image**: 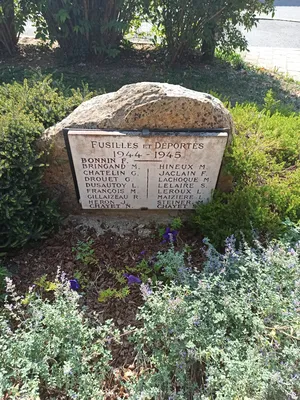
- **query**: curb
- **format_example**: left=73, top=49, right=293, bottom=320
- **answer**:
left=257, top=17, right=300, bottom=23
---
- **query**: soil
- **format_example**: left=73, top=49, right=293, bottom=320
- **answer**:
left=3, top=220, right=205, bottom=398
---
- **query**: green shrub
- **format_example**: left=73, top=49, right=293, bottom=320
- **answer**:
left=193, top=175, right=300, bottom=248
left=141, top=0, right=274, bottom=63
left=0, top=76, right=92, bottom=251
left=215, top=50, right=247, bottom=70
left=191, top=93, right=300, bottom=248
left=0, top=276, right=119, bottom=399
left=282, top=218, right=300, bottom=246
left=0, top=111, right=59, bottom=250
left=27, top=0, right=138, bottom=59
left=228, top=100, right=300, bottom=183
left=0, top=76, right=92, bottom=128
left=129, top=236, right=300, bottom=399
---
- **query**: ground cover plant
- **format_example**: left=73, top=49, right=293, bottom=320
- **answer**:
left=0, top=275, right=119, bottom=399
left=128, top=231, right=300, bottom=399
left=0, top=222, right=203, bottom=398
left=0, top=222, right=299, bottom=399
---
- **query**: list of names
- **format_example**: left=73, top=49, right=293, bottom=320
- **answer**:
left=67, top=130, right=228, bottom=210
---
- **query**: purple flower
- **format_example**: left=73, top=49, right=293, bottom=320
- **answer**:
left=162, top=227, right=178, bottom=243
left=124, top=274, right=142, bottom=285
left=140, top=250, right=146, bottom=256
left=69, top=279, right=80, bottom=291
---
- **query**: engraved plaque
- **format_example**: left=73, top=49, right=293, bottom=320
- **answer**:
left=65, top=130, right=228, bottom=210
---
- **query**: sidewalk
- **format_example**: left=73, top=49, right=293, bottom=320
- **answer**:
left=242, top=47, right=300, bottom=82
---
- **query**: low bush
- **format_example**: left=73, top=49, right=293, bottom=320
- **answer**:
left=0, top=275, right=119, bottom=399
left=27, top=0, right=138, bottom=59
left=0, top=76, right=92, bottom=251
left=192, top=92, right=300, bottom=248
left=0, top=111, right=58, bottom=250
left=129, top=234, right=300, bottom=399
left=0, top=75, right=92, bottom=128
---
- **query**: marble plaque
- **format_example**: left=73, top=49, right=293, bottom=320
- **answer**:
left=66, top=130, right=228, bottom=210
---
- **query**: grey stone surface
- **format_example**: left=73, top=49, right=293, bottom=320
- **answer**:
left=67, top=130, right=228, bottom=210
left=41, top=82, right=233, bottom=214
left=45, top=82, right=233, bottom=141
left=65, top=214, right=180, bottom=236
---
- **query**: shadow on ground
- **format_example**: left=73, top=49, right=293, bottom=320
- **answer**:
left=0, top=44, right=299, bottom=110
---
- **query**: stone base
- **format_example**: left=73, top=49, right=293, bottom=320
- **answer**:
left=64, top=211, right=191, bottom=237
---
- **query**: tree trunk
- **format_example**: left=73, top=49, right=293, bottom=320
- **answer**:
left=200, top=38, right=216, bottom=62
left=0, top=0, right=18, bottom=55
left=200, top=22, right=216, bottom=63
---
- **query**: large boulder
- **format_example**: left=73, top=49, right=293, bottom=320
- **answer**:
left=42, top=82, right=233, bottom=214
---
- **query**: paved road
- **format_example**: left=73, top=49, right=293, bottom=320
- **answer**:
left=274, top=0, right=300, bottom=6
left=242, top=2, right=300, bottom=80
left=243, top=3, right=300, bottom=48
left=243, top=20, right=300, bottom=48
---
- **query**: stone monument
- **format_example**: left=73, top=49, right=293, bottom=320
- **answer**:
left=42, top=82, right=233, bottom=215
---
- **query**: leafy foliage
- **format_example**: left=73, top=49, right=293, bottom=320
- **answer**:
left=282, top=218, right=300, bottom=247
left=0, top=276, right=119, bottom=399
left=192, top=91, right=300, bottom=248
left=207, top=0, right=274, bottom=56
left=0, top=0, right=28, bottom=55
left=129, top=234, right=300, bottom=399
left=0, top=75, right=92, bottom=128
left=0, top=111, right=59, bottom=250
left=141, top=0, right=274, bottom=63
left=0, top=76, right=92, bottom=251
left=72, top=238, right=98, bottom=266
left=34, top=274, right=58, bottom=292
left=170, top=217, right=183, bottom=231
left=141, top=0, right=215, bottom=63
left=26, top=0, right=139, bottom=59
left=98, top=286, right=130, bottom=303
